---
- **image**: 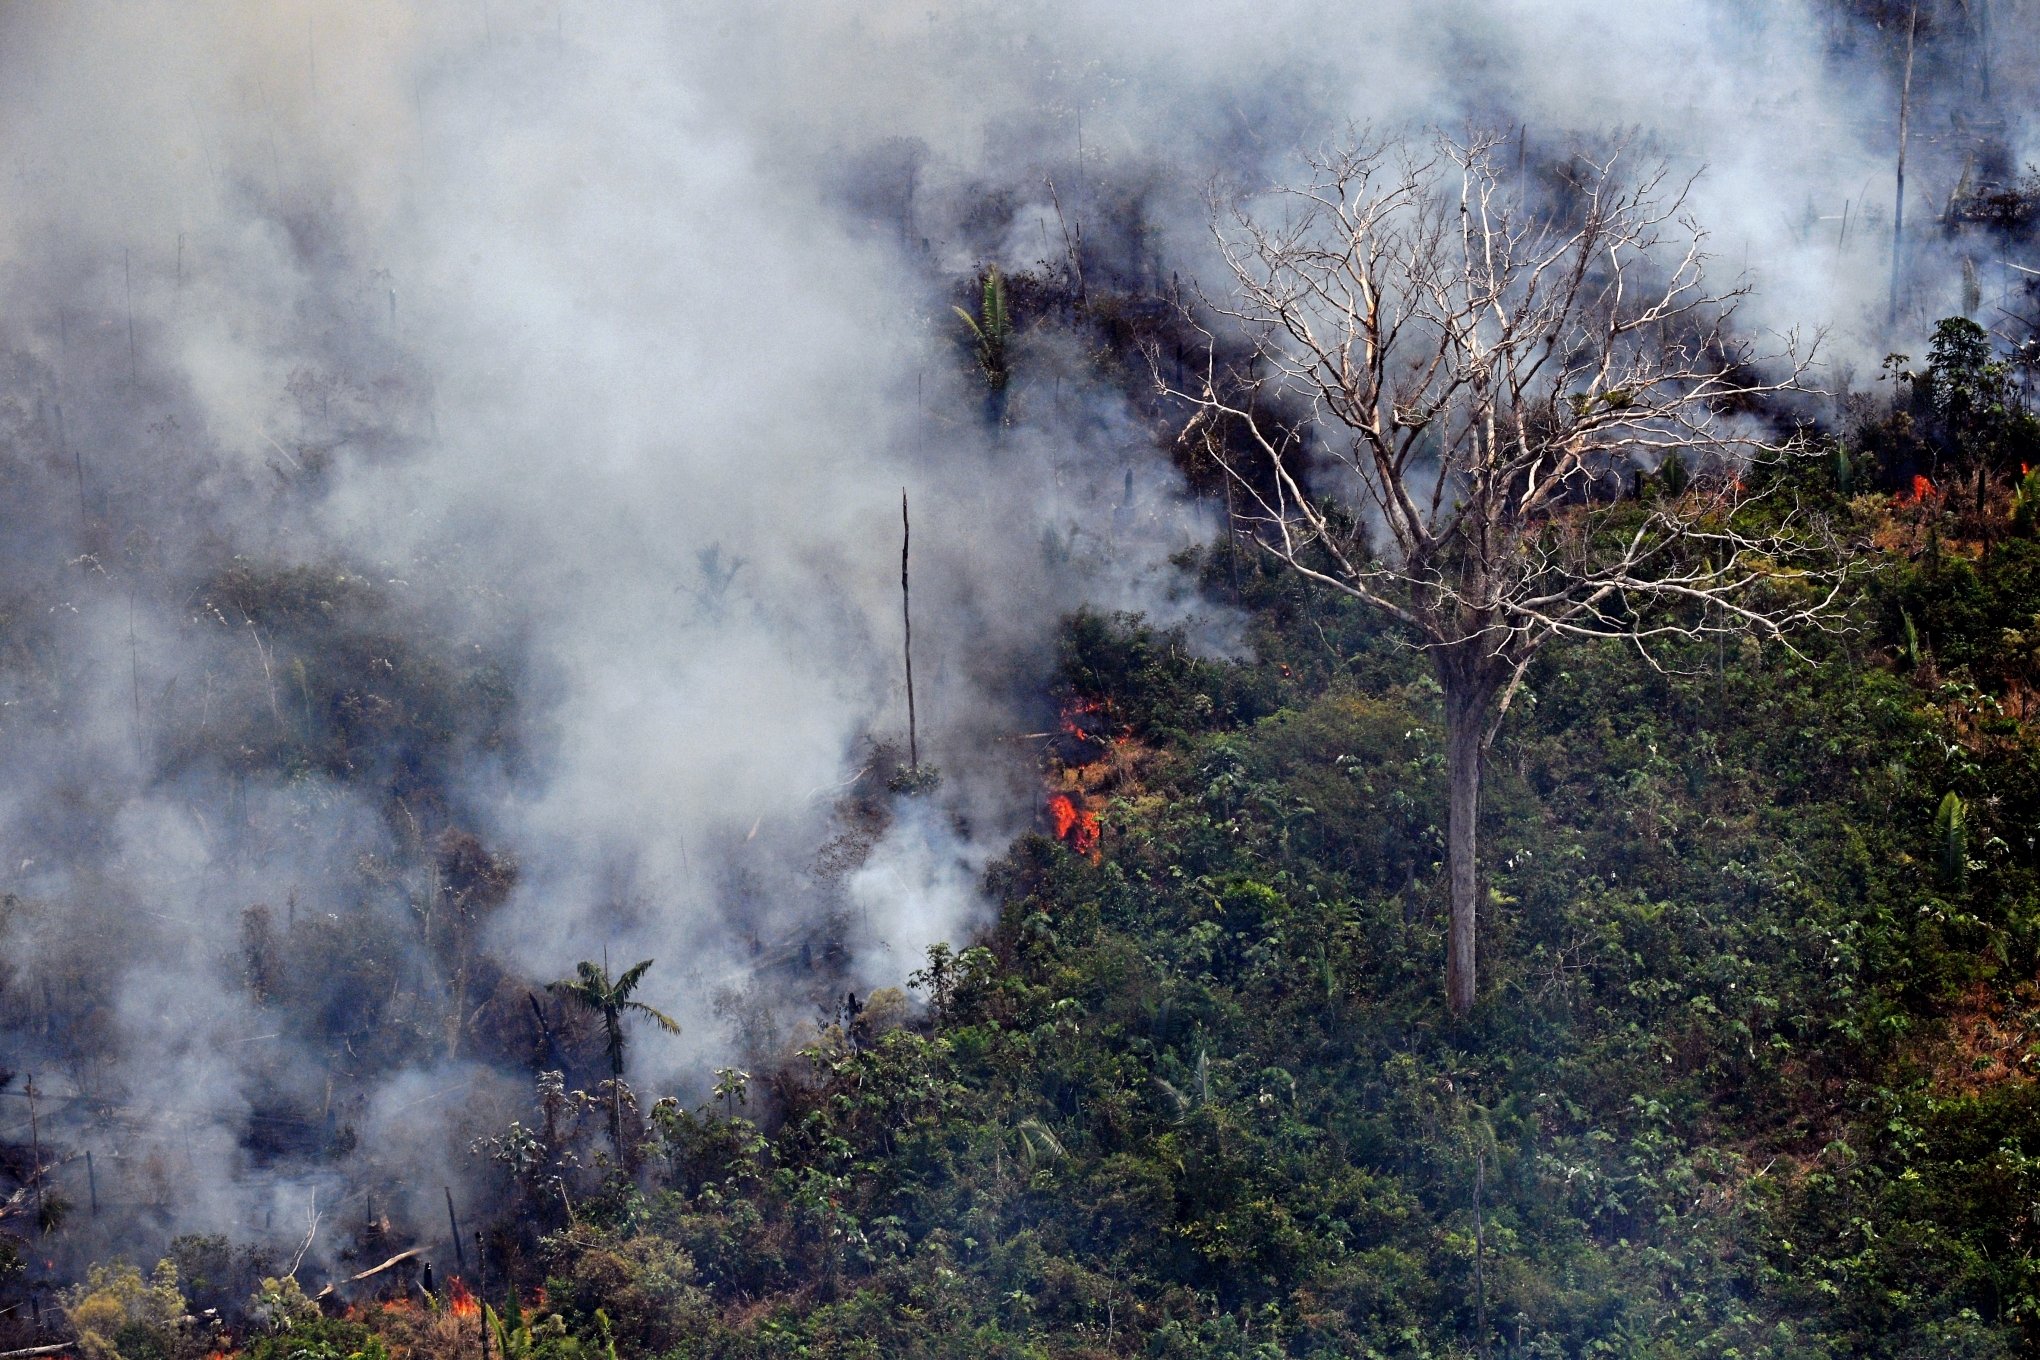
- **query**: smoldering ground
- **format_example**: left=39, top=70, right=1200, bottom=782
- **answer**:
left=0, top=0, right=2032, bottom=1289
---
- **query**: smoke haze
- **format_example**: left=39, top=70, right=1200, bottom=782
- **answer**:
left=0, top=0, right=2033, bottom=1280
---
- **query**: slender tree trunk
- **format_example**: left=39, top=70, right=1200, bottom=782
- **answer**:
left=609, top=1040, right=624, bottom=1156
left=1978, top=0, right=1993, bottom=103
left=1889, top=4, right=1917, bottom=330
left=1443, top=677, right=1488, bottom=1016
left=901, top=488, right=918, bottom=769
left=1473, top=1145, right=1488, bottom=1360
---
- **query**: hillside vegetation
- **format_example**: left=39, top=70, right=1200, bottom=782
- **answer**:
left=39, top=343, right=2040, bottom=1358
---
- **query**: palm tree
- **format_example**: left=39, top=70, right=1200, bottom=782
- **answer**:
left=548, top=957, right=680, bottom=1076
left=547, top=957, right=680, bottom=1155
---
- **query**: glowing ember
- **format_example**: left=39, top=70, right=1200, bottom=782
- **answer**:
left=1047, top=794, right=1101, bottom=855
left=1058, top=696, right=1124, bottom=748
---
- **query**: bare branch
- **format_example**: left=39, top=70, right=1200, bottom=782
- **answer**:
left=1162, top=128, right=1838, bottom=697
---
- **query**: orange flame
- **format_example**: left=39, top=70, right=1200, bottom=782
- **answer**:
left=1047, top=794, right=1101, bottom=855
left=1059, top=696, right=1110, bottom=743
left=1058, top=695, right=1133, bottom=751
left=448, top=1278, right=480, bottom=1320
left=1899, top=473, right=1938, bottom=506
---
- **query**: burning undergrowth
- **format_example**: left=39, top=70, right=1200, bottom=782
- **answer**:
left=1045, top=794, right=1102, bottom=857
left=1042, top=694, right=1142, bottom=861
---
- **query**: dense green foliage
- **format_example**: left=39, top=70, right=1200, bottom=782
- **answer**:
left=394, top=428, right=2040, bottom=1357
left=21, top=296, right=2040, bottom=1359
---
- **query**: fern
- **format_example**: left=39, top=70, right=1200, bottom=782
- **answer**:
left=1935, top=791, right=1968, bottom=884
left=952, top=266, right=1012, bottom=389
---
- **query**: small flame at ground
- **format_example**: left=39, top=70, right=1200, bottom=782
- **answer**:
left=1900, top=473, right=1938, bottom=505
left=1058, top=695, right=1134, bottom=755
left=448, top=1279, right=480, bottom=1319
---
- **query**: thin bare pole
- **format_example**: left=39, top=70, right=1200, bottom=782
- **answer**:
left=25, top=1076, right=43, bottom=1231
left=129, top=590, right=143, bottom=759
left=476, top=1232, right=491, bottom=1360
left=1889, top=3, right=1918, bottom=330
left=901, top=489, right=918, bottom=770
left=1473, top=1145, right=1488, bottom=1360
left=445, top=1186, right=467, bottom=1274
left=1074, top=106, right=1084, bottom=198
left=1978, top=0, right=1993, bottom=102
left=123, top=249, right=138, bottom=381
left=57, top=402, right=83, bottom=524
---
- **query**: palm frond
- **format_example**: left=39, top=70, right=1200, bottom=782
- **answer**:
left=623, top=1000, right=682, bottom=1036
left=1015, top=1117, right=1067, bottom=1165
left=613, top=958, right=656, bottom=999
left=981, top=268, right=1009, bottom=339
left=547, top=975, right=603, bottom=1012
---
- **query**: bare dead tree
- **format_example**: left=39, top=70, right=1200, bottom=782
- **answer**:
left=1890, top=2, right=1919, bottom=330
left=902, top=488, right=919, bottom=770
left=1160, top=131, right=1843, bottom=1015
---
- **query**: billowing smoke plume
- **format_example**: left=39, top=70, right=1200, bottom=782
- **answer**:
left=0, top=0, right=2032, bottom=1284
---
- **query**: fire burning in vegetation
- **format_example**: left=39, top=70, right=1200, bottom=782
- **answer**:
left=1057, top=696, right=1134, bottom=757
left=359, top=1293, right=421, bottom=1319
left=1041, top=695, right=1131, bottom=858
left=447, top=1279, right=480, bottom=1320
left=1047, top=793, right=1102, bottom=855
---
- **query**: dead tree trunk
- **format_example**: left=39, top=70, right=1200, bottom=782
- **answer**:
left=445, top=1187, right=467, bottom=1275
left=901, top=488, right=918, bottom=769
left=1441, top=672, right=1491, bottom=1017
left=25, top=1076, right=43, bottom=1231
left=1890, top=3, right=1918, bottom=329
